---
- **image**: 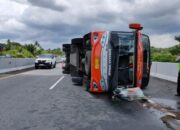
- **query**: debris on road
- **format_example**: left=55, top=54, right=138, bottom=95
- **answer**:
left=113, top=87, right=145, bottom=101
left=141, top=98, right=180, bottom=130
left=161, top=114, right=180, bottom=130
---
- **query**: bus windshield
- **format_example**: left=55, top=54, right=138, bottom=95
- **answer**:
left=110, top=32, right=135, bottom=54
left=110, top=32, right=135, bottom=87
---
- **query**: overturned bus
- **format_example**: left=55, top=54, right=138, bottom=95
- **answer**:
left=63, top=23, right=151, bottom=93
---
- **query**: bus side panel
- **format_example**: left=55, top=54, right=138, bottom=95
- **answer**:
left=90, top=32, right=104, bottom=92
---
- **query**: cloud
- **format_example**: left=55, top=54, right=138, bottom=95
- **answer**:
left=150, top=33, right=179, bottom=48
left=27, top=0, right=69, bottom=12
left=0, top=0, right=179, bottom=48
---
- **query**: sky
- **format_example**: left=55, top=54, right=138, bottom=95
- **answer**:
left=0, top=0, right=179, bottom=49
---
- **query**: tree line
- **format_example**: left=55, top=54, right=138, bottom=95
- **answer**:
left=0, top=40, right=63, bottom=58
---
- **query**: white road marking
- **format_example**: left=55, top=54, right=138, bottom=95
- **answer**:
left=49, top=76, right=65, bottom=90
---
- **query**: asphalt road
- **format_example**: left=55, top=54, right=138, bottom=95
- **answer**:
left=144, top=77, right=180, bottom=111
left=0, top=64, right=175, bottom=130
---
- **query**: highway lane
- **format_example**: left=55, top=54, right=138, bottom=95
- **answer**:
left=0, top=64, right=171, bottom=130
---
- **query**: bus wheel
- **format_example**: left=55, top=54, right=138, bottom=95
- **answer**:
left=85, top=51, right=91, bottom=76
left=83, top=76, right=90, bottom=91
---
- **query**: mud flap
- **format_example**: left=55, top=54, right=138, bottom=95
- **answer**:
left=112, top=87, right=144, bottom=101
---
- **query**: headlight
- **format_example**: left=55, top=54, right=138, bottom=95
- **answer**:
left=35, top=59, right=38, bottom=63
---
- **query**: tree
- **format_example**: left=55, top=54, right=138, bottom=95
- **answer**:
left=7, top=39, right=11, bottom=44
left=34, top=41, right=44, bottom=51
left=5, top=39, right=11, bottom=50
left=0, top=43, right=5, bottom=54
left=0, top=43, right=5, bottom=51
left=34, top=41, right=42, bottom=48
left=175, top=36, right=180, bottom=43
left=24, top=44, right=36, bottom=55
left=169, top=44, right=180, bottom=55
left=35, top=41, right=39, bottom=46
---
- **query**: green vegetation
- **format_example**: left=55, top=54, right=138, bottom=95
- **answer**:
left=151, top=47, right=176, bottom=62
left=43, top=48, right=63, bottom=56
left=175, top=36, right=180, bottom=43
left=0, top=40, right=63, bottom=58
left=151, top=36, right=180, bottom=62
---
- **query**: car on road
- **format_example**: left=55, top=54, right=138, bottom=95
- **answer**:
left=35, top=54, right=56, bottom=69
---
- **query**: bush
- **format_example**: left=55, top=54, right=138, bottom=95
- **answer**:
left=2, top=49, right=34, bottom=58
left=168, top=44, right=180, bottom=56
left=152, top=53, right=176, bottom=62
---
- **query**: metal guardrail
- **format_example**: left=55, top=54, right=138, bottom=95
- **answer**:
left=151, top=62, right=178, bottom=83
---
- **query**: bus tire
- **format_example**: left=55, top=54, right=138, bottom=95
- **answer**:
left=85, top=51, right=91, bottom=76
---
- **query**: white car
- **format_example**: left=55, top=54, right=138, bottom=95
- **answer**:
left=35, top=54, right=56, bottom=69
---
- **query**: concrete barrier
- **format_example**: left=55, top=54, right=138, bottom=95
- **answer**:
left=0, top=56, right=62, bottom=74
left=151, top=62, right=178, bottom=83
left=0, top=58, right=35, bottom=73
